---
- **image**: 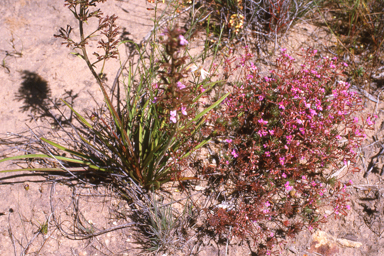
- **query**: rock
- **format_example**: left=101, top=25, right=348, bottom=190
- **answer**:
left=309, top=230, right=339, bottom=255
left=309, top=230, right=362, bottom=255
left=336, top=237, right=362, bottom=248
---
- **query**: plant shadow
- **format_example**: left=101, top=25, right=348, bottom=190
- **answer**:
left=15, top=70, right=79, bottom=127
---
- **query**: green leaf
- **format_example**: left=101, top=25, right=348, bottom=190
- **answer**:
left=61, top=99, right=93, bottom=129
left=193, top=92, right=229, bottom=121
left=0, top=153, right=107, bottom=172
left=181, top=137, right=211, bottom=159
left=192, top=80, right=225, bottom=103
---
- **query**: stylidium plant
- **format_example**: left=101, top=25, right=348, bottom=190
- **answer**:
left=0, top=0, right=229, bottom=190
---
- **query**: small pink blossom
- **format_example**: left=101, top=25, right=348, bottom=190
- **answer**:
left=282, top=173, right=287, bottom=178
left=349, top=180, right=353, bottom=185
left=308, top=226, right=313, bottom=231
left=231, top=149, right=238, bottom=158
left=302, top=175, right=306, bottom=180
left=265, top=151, right=271, bottom=157
left=367, top=116, right=374, bottom=126
left=279, top=157, right=285, bottom=166
left=179, top=35, right=188, bottom=45
left=285, top=181, right=293, bottom=191
left=177, top=81, right=186, bottom=90
left=170, top=110, right=177, bottom=123
left=265, top=201, right=271, bottom=207
left=270, top=232, right=274, bottom=237
left=258, top=118, right=268, bottom=125
left=181, top=106, right=187, bottom=115
left=225, top=139, right=232, bottom=143
left=343, top=62, right=348, bottom=67
left=346, top=205, right=351, bottom=210
left=258, top=95, right=264, bottom=101
left=269, top=130, right=274, bottom=135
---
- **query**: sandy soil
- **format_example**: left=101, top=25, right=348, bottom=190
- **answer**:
left=1, top=0, right=384, bottom=255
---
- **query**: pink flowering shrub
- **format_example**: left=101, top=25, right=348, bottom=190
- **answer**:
left=205, top=48, right=373, bottom=254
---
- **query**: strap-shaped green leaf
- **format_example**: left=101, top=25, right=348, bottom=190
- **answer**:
left=61, top=99, right=93, bottom=129
left=193, top=92, right=230, bottom=122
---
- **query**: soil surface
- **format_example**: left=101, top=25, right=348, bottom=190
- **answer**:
left=1, top=0, right=384, bottom=255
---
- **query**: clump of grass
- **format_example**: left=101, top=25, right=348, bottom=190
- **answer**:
left=143, top=194, right=195, bottom=253
left=195, top=0, right=319, bottom=48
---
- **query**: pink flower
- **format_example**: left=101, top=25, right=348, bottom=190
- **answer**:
left=367, top=116, right=374, bottom=126
left=258, top=118, right=268, bottom=125
left=270, top=232, right=274, bottom=237
left=231, top=149, right=238, bottom=158
left=258, top=95, right=264, bottom=101
left=279, top=157, right=285, bottom=166
left=177, top=81, right=186, bottom=90
left=349, top=180, right=353, bottom=185
left=285, top=181, right=293, bottom=191
left=346, top=205, right=351, bottom=210
left=302, top=175, right=306, bottom=180
left=278, top=102, right=285, bottom=110
left=343, top=62, right=348, bottom=67
left=179, top=35, right=188, bottom=45
left=170, top=110, right=177, bottom=123
left=269, top=130, right=274, bottom=135
left=265, top=201, right=271, bottom=207
left=353, top=117, right=359, bottom=123
left=181, top=106, right=187, bottom=115
left=265, top=151, right=271, bottom=157
left=308, top=226, right=313, bottom=231
left=286, top=135, right=293, bottom=144
left=225, top=139, right=232, bottom=143
left=282, top=173, right=287, bottom=178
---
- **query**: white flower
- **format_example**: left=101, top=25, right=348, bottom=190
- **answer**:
left=187, top=64, right=209, bottom=80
